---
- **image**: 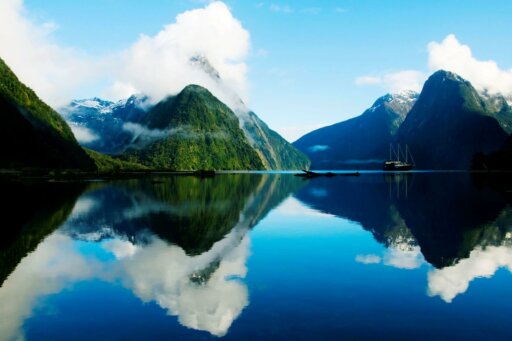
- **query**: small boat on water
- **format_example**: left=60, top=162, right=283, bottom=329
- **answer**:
left=383, top=144, right=414, bottom=171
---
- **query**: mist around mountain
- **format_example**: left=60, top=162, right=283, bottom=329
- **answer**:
left=60, top=56, right=309, bottom=171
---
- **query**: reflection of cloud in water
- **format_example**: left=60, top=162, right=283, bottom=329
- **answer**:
left=309, top=188, right=328, bottom=198
left=276, top=197, right=334, bottom=218
left=0, top=225, right=250, bottom=339
left=111, top=222, right=250, bottom=336
left=114, top=235, right=250, bottom=337
left=384, top=245, right=424, bottom=270
left=355, top=245, right=424, bottom=270
left=428, top=245, right=512, bottom=303
left=0, top=234, right=97, bottom=341
left=355, top=254, right=381, bottom=264
left=103, top=239, right=139, bottom=259
left=70, top=196, right=98, bottom=217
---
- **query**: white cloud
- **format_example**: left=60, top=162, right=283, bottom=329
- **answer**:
left=0, top=233, right=97, bottom=341
left=113, top=230, right=251, bottom=337
left=70, top=197, right=98, bottom=217
left=0, top=0, right=97, bottom=107
left=355, top=70, right=426, bottom=93
left=355, top=254, right=381, bottom=264
left=427, top=245, right=512, bottom=303
left=0, top=1, right=250, bottom=113
left=308, top=145, right=330, bottom=152
left=109, top=1, right=251, bottom=111
left=0, top=228, right=251, bottom=339
left=356, top=34, right=512, bottom=97
left=384, top=245, right=424, bottom=270
left=269, top=4, right=293, bottom=13
left=355, top=245, right=424, bottom=270
left=275, top=196, right=334, bottom=218
left=428, top=34, right=512, bottom=97
left=69, top=124, right=100, bottom=144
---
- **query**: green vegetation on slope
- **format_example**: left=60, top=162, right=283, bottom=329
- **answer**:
left=123, top=85, right=264, bottom=170
left=0, top=181, right=86, bottom=286
left=0, top=57, right=95, bottom=170
left=85, top=148, right=148, bottom=173
left=244, top=112, right=310, bottom=170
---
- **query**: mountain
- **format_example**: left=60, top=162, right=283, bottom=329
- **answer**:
left=396, top=71, right=511, bottom=169
left=294, top=173, right=512, bottom=269
left=242, top=111, right=310, bottom=169
left=61, top=89, right=309, bottom=171
left=0, top=180, right=86, bottom=286
left=60, top=95, right=310, bottom=170
left=122, top=85, right=264, bottom=170
left=189, top=55, right=309, bottom=169
left=472, top=133, right=512, bottom=170
left=59, top=95, right=149, bottom=154
left=293, top=91, right=418, bottom=169
left=0, top=58, right=95, bottom=170
left=63, top=173, right=304, bottom=255
left=60, top=56, right=309, bottom=170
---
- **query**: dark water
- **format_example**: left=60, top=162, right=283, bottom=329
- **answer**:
left=1, top=172, right=512, bottom=340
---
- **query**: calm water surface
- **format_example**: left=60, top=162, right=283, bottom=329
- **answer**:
left=1, top=173, right=512, bottom=340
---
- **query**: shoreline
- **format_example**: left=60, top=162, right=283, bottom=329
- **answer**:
left=1, top=168, right=512, bottom=182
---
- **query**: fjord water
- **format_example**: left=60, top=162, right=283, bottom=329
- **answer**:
left=1, top=173, right=512, bottom=340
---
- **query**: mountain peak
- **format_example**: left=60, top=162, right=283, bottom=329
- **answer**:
left=368, top=90, right=418, bottom=120
left=181, top=84, right=211, bottom=94
left=428, top=70, right=467, bottom=84
left=372, top=90, right=419, bottom=109
left=70, top=98, right=114, bottom=113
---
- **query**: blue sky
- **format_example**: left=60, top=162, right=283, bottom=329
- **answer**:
left=10, top=0, right=512, bottom=140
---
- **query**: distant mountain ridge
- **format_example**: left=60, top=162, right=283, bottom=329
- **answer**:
left=396, top=70, right=510, bottom=169
left=60, top=95, right=149, bottom=154
left=293, top=90, right=418, bottom=169
left=295, top=70, right=512, bottom=170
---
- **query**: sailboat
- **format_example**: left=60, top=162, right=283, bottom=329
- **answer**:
left=383, top=144, right=414, bottom=171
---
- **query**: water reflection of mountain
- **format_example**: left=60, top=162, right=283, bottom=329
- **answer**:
left=0, top=180, right=86, bottom=286
left=0, top=174, right=304, bottom=339
left=294, top=173, right=512, bottom=269
left=64, top=174, right=303, bottom=255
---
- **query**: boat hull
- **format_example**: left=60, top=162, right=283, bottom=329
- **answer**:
left=383, top=162, right=414, bottom=171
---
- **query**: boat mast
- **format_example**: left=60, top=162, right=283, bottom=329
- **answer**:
left=397, top=145, right=401, bottom=162
left=405, top=145, right=408, bottom=163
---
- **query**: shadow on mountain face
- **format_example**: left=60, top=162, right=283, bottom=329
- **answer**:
left=294, top=173, right=512, bottom=268
left=0, top=180, right=87, bottom=286
left=63, top=174, right=305, bottom=256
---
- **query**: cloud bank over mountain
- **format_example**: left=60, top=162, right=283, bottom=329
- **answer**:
left=0, top=0, right=96, bottom=107
left=356, top=34, right=512, bottom=98
left=106, top=1, right=250, bottom=109
left=0, top=1, right=250, bottom=110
